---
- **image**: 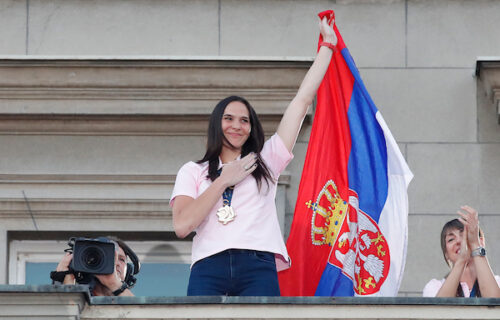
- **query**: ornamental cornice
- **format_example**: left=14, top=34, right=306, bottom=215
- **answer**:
left=0, top=58, right=312, bottom=135
left=476, top=58, right=500, bottom=124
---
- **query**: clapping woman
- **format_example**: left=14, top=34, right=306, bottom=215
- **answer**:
left=423, top=206, right=500, bottom=297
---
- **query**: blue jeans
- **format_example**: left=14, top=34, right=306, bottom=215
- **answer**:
left=187, top=249, right=280, bottom=296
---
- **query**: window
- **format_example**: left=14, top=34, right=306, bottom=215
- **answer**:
left=9, top=240, right=192, bottom=296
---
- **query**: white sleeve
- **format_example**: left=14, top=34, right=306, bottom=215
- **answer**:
left=422, top=278, right=444, bottom=297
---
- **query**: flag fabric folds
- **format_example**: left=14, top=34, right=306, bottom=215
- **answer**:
left=278, top=10, right=413, bottom=296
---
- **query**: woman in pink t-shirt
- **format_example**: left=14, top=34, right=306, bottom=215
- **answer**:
left=170, top=15, right=337, bottom=296
left=422, top=206, right=500, bottom=297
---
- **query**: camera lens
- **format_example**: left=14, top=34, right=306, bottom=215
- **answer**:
left=81, top=247, right=104, bottom=270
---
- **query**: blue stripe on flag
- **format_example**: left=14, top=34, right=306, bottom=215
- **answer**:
left=343, top=48, right=388, bottom=222
left=315, top=264, right=354, bottom=296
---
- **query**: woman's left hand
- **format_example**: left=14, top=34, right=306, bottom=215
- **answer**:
left=457, top=205, right=480, bottom=249
left=319, top=16, right=337, bottom=45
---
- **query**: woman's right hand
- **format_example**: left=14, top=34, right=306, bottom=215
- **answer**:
left=56, top=252, right=73, bottom=272
left=218, top=153, right=258, bottom=187
left=319, top=16, right=337, bottom=45
left=172, top=153, right=258, bottom=238
left=56, top=252, right=76, bottom=284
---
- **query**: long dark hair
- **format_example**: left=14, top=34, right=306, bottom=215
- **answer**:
left=440, top=218, right=485, bottom=297
left=197, top=96, right=274, bottom=190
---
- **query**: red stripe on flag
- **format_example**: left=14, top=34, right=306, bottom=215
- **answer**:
left=278, top=10, right=355, bottom=296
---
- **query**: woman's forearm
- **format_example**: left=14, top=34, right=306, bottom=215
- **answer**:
left=277, top=16, right=336, bottom=152
left=173, top=154, right=258, bottom=238
left=472, top=255, right=500, bottom=297
left=436, top=260, right=466, bottom=297
left=277, top=45, right=334, bottom=151
left=172, top=178, right=228, bottom=238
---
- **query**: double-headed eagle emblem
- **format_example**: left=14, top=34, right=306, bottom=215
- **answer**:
left=307, top=180, right=390, bottom=295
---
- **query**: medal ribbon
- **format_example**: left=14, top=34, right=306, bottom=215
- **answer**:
left=217, top=168, right=234, bottom=207
left=469, top=281, right=479, bottom=297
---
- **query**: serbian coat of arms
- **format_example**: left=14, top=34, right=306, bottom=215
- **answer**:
left=307, top=180, right=390, bottom=295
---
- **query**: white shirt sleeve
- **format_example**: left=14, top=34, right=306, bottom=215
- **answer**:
left=422, top=278, right=445, bottom=297
left=170, top=161, right=200, bottom=207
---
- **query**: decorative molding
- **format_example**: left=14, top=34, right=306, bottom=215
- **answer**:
left=0, top=87, right=297, bottom=104
left=494, top=89, right=500, bottom=123
left=0, top=173, right=290, bottom=231
left=0, top=198, right=170, bottom=219
left=0, top=174, right=176, bottom=184
left=0, top=114, right=287, bottom=136
left=0, top=58, right=312, bottom=135
left=477, top=59, right=500, bottom=124
left=0, top=173, right=290, bottom=185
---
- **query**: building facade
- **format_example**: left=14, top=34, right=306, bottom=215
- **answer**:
left=0, top=0, right=499, bottom=298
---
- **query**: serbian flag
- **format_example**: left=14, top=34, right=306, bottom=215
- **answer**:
left=278, top=10, right=413, bottom=296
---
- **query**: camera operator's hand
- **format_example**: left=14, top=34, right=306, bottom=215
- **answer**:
left=56, top=252, right=76, bottom=284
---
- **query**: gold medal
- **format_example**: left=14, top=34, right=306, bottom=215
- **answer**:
left=217, top=205, right=236, bottom=225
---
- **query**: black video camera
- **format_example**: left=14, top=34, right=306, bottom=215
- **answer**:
left=71, top=237, right=117, bottom=276
left=50, top=237, right=140, bottom=291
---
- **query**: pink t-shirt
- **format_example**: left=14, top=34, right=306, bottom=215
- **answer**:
left=170, top=133, right=293, bottom=271
left=422, top=275, right=500, bottom=297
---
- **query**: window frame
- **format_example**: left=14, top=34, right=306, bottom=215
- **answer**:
left=8, top=239, right=192, bottom=285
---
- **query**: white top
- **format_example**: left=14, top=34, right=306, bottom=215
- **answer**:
left=170, top=133, right=293, bottom=271
left=423, top=275, right=500, bottom=297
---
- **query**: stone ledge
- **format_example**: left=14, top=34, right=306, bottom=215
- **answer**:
left=1, top=285, right=500, bottom=320
left=0, top=285, right=88, bottom=320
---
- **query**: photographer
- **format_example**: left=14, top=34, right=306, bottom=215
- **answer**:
left=52, top=237, right=139, bottom=297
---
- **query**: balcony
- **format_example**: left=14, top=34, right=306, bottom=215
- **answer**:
left=1, top=285, right=499, bottom=320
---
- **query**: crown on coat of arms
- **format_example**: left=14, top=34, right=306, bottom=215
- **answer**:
left=307, top=180, right=347, bottom=246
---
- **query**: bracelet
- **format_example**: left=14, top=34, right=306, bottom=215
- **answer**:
left=320, top=41, right=336, bottom=52
left=112, top=281, right=129, bottom=296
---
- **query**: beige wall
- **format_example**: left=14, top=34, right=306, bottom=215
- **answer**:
left=0, top=0, right=499, bottom=297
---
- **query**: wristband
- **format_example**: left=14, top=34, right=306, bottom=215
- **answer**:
left=112, top=281, right=129, bottom=296
left=320, top=41, right=336, bottom=52
left=50, top=270, right=72, bottom=283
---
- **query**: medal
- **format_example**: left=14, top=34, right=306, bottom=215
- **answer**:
left=217, top=205, right=236, bottom=224
left=216, top=168, right=236, bottom=225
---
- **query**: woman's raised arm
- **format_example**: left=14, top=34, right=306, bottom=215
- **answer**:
left=459, top=206, right=500, bottom=297
left=277, top=16, right=337, bottom=152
